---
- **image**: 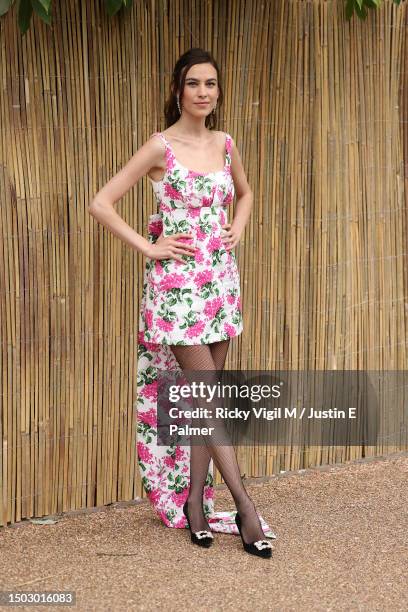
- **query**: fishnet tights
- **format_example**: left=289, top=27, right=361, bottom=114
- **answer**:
left=170, top=340, right=266, bottom=544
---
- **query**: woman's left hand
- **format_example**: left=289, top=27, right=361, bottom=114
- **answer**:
left=221, top=223, right=241, bottom=250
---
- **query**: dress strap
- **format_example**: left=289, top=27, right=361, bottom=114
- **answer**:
left=150, top=132, right=171, bottom=167
left=224, top=133, right=233, bottom=165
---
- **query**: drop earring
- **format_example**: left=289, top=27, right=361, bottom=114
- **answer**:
left=176, top=95, right=182, bottom=115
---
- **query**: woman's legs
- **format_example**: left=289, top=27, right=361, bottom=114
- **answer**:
left=170, top=342, right=266, bottom=544
left=180, top=340, right=231, bottom=532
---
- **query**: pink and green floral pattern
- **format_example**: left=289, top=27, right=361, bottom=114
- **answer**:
left=135, top=131, right=276, bottom=540
left=140, top=132, right=243, bottom=345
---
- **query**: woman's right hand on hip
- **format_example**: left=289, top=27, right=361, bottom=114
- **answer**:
left=146, top=233, right=197, bottom=263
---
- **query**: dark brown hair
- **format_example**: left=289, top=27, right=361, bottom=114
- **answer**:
left=164, top=48, right=224, bottom=129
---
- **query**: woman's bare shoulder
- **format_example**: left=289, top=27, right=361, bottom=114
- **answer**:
left=142, top=133, right=167, bottom=164
left=146, top=132, right=166, bottom=150
left=216, top=129, right=234, bottom=143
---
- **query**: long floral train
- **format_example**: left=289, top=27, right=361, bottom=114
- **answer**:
left=135, top=330, right=277, bottom=539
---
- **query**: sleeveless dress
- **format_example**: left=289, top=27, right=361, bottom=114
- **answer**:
left=135, top=131, right=276, bottom=540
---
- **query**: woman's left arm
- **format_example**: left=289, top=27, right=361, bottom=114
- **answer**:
left=221, top=137, right=254, bottom=251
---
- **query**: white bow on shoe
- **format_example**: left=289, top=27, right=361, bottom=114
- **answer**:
left=253, top=540, right=273, bottom=550
left=194, top=530, right=214, bottom=539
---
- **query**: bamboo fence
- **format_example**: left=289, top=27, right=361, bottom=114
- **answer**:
left=0, top=0, right=407, bottom=525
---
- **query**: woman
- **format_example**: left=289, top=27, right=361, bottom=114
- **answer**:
left=89, top=48, right=276, bottom=558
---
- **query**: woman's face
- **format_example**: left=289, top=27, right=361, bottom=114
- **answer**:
left=178, top=62, right=219, bottom=117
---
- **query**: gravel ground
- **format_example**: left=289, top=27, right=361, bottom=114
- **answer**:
left=1, top=452, right=407, bottom=612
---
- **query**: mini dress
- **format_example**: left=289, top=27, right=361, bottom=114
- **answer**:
left=135, top=131, right=276, bottom=541
left=139, top=131, right=243, bottom=344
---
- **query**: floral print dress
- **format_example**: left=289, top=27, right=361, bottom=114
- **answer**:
left=136, top=131, right=276, bottom=540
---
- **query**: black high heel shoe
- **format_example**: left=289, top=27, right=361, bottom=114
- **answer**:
left=235, top=511, right=273, bottom=558
left=183, top=500, right=214, bottom=548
